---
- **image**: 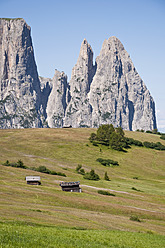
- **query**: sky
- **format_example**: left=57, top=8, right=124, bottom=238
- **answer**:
left=1, top=0, right=165, bottom=132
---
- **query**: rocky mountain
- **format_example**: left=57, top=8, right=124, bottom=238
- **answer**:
left=0, top=18, right=157, bottom=131
left=89, top=37, right=156, bottom=131
left=63, top=39, right=96, bottom=128
left=0, top=18, right=45, bottom=128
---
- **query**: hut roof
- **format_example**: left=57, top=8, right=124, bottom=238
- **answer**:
left=60, top=181, right=80, bottom=187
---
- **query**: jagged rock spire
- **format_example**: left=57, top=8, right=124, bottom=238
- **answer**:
left=89, top=36, right=157, bottom=130
left=0, top=18, right=44, bottom=128
left=63, top=39, right=96, bottom=128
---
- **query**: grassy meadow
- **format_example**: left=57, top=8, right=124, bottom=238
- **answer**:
left=0, top=128, right=165, bottom=247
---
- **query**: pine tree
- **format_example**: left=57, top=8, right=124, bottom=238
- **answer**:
left=104, top=172, right=110, bottom=181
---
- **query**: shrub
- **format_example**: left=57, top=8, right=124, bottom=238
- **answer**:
left=131, top=187, right=141, bottom=192
left=56, top=172, right=66, bottom=177
left=143, top=141, right=165, bottom=150
left=3, top=159, right=27, bottom=169
left=76, top=165, right=85, bottom=175
left=76, top=164, right=82, bottom=172
left=79, top=169, right=85, bottom=175
left=98, top=190, right=115, bottom=196
left=96, top=158, right=119, bottom=166
left=50, top=171, right=57, bottom=175
left=84, top=169, right=100, bottom=181
left=3, top=160, right=10, bottom=166
left=160, top=134, right=165, bottom=140
left=125, top=137, right=143, bottom=147
left=130, top=215, right=141, bottom=222
left=104, top=172, right=110, bottom=181
left=133, top=177, right=138, bottom=180
left=36, top=166, right=51, bottom=174
left=16, top=160, right=27, bottom=169
left=89, top=133, right=97, bottom=141
left=146, top=130, right=152, bottom=134
left=92, top=141, right=99, bottom=146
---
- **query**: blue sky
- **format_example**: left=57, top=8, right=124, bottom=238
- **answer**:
left=1, top=0, right=165, bottom=132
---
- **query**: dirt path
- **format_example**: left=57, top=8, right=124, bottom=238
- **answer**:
left=81, top=184, right=144, bottom=197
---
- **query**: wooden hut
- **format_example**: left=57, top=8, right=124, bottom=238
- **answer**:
left=60, top=181, right=81, bottom=192
left=25, top=176, right=41, bottom=185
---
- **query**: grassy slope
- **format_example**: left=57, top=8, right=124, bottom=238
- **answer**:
left=0, top=128, right=165, bottom=242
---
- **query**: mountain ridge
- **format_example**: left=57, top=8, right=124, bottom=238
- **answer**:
left=0, top=18, right=157, bottom=130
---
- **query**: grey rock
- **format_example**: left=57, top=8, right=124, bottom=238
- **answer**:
left=0, top=18, right=44, bottom=128
left=89, top=37, right=156, bottom=130
left=0, top=18, right=157, bottom=131
left=46, top=70, right=68, bottom=128
left=63, top=39, right=96, bottom=128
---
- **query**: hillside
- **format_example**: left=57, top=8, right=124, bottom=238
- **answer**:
left=0, top=128, right=165, bottom=238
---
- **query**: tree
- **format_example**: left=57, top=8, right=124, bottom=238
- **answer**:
left=97, top=124, right=115, bottom=143
left=89, top=133, right=97, bottom=141
left=76, top=164, right=82, bottom=172
left=104, top=172, right=110, bottom=181
left=116, top=127, right=125, bottom=138
left=84, top=169, right=100, bottom=180
left=109, top=132, right=124, bottom=151
left=17, top=159, right=26, bottom=168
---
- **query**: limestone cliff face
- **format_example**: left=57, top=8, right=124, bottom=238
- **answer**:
left=0, top=18, right=44, bottom=128
left=46, top=70, right=68, bottom=128
left=89, top=37, right=156, bottom=130
left=63, top=39, right=95, bottom=128
left=0, top=18, right=157, bottom=130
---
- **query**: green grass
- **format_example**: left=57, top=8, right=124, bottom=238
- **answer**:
left=0, top=128, right=165, bottom=246
left=0, top=222, right=165, bottom=248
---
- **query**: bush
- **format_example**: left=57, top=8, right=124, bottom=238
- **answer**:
left=130, top=216, right=141, bottom=222
left=131, top=187, right=141, bottom=192
left=146, top=130, right=152, bottom=134
left=160, top=134, right=165, bottom=140
left=36, top=166, right=51, bottom=174
left=104, top=172, right=110, bottom=181
left=89, top=133, right=97, bottom=141
left=98, top=190, right=115, bottom=196
left=125, top=137, right=143, bottom=147
left=96, top=158, right=119, bottom=166
left=16, top=160, right=27, bottom=169
left=143, top=141, right=165, bottom=150
left=76, top=165, right=85, bottom=175
left=76, top=164, right=82, bottom=172
left=133, top=177, right=138, bottom=180
left=79, top=169, right=85, bottom=175
left=56, top=172, right=66, bottom=177
left=3, top=160, right=27, bottom=169
left=3, top=160, right=10, bottom=166
left=84, top=169, right=100, bottom=181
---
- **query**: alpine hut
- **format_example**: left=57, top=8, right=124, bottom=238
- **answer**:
left=60, top=181, right=81, bottom=192
left=25, top=176, right=41, bottom=185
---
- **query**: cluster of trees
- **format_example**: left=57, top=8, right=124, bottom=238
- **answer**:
left=89, top=124, right=165, bottom=151
left=89, top=124, right=126, bottom=151
left=3, top=161, right=66, bottom=177
left=31, top=165, right=66, bottom=177
left=76, top=164, right=110, bottom=181
left=3, top=160, right=27, bottom=169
